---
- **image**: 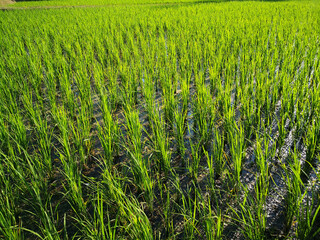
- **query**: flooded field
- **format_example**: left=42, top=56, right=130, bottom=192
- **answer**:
left=0, top=1, right=320, bottom=239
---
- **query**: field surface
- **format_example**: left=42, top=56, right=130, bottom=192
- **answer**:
left=1, top=0, right=320, bottom=239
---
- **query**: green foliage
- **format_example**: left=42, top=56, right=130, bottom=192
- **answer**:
left=0, top=0, right=319, bottom=238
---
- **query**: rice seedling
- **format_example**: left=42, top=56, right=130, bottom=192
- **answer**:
left=228, top=123, right=245, bottom=186
left=230, top=185, right=267, bottom=240
left=282, top=147, right=303, bottom=234
left=254, top=133, right=273, bottom=204
left=1, top=150, right=59, bottom=239
left=0, top=159, right=21, bottom=239
left=188, top=137, right=202, bottom=181
left=212, top=128, right=225, bottom=179
left=106, top=165, right=154, bottom=239
left=302, top=121, right=320, bottom=181
left=193, top=81, right=215, bottom=148
left=22, top=92, right=53, bottom=173
left=201, top=194, right=223, bottom=240
left=296, top=191, right=320, bottom=240
left=180, top=75, right=190, bottom=114
left=97, top=111, right=119, bottom=169
left=159, top=182, right=175, bottom=238
left=162, top=80, right=176, bottom=127
left=174, top=108, right=187, bottom=159
left=149, top=111, right=171, bottom=175
left=123, top=106, right=154, bottom=209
